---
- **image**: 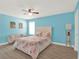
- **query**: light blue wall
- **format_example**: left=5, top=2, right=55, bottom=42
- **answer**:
left=29, top=12, right=75, bottom=46
left=0, top=14, right=27, bottom=43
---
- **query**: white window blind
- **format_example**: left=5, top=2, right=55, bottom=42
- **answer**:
left=29, top=21, right=35, bottom=35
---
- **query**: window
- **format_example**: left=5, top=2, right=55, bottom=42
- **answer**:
left=29, top=21, right=35, bottom=35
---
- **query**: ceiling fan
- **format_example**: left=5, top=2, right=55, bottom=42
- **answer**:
left=22, top=8, right=39, bottom=16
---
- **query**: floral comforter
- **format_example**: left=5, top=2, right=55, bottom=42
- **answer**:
left=13, top=36, right=51, bottom=59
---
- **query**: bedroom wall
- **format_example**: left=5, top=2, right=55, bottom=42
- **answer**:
left=28, top=12, right=75, bottom=46
left=0, top=14, right=27, bottom=44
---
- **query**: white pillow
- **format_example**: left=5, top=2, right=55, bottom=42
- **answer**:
left=36, top=32, right=42, bottom=36
left=42, top=32, right=50, bottom=37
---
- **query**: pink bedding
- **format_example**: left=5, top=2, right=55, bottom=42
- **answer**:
left=13, top=36, right=51, bottom=59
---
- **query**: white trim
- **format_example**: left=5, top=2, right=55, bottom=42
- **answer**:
left=0, top=42, right=9, bottom=46
left=52, top=42, right=74, bottom=48
left=52, top=42, right=65, bottom=46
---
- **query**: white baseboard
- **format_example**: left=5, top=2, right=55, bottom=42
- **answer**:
left=0, top=42, right=9, bottom=46
left=52, top=42, right=74, bottom=48
left=52, top=42, right=65, bottom=46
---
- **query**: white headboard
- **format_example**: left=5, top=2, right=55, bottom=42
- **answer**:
left=35, top=26, right=51, bottom=38
left=36, top=27, right=51, bottom=33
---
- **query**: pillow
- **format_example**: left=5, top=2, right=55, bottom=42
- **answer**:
left=36, top=32, right=42, bottom=36
left=46, top=32, right=50, bottom=37
left=42, top=32, right=50, bottom=37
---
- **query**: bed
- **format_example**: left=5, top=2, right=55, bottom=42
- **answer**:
left=13, top=27, right=52, bottom=59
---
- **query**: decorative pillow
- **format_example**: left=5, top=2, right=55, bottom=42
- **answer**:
left=46, top=32, right=50, bottom=37
left=42, top=32, right=50, bottom=38
left=36, top=32, right=42, bottom=36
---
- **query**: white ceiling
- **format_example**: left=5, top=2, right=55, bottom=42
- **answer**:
left=0, top=0, right=77, bottom=19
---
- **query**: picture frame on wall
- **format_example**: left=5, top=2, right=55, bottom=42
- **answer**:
left=10, top=21, right=16, bottom=28
left=19, top=23, right=23, bottom=29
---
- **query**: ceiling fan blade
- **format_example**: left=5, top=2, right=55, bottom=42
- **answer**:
left=22, top=9, right=28, bottom=12
left=28, top=9, right=32, bottom=12
left=32, top=12, right=39, bottom=14
left=24, top=13, right=27, bottom=15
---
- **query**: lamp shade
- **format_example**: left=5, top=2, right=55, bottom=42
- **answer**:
left=66, top=24, right=72, bottom=30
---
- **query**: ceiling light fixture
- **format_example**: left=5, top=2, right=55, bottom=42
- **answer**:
left=28, top=12, right=32, bottom=16
left=22, top=8, right=39, bottom=16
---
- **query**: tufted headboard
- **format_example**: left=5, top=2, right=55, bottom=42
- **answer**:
left=35, top=26, right=51, bottom=38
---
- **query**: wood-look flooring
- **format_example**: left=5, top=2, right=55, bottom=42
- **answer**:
left=0, top=44, right=77, bottom=59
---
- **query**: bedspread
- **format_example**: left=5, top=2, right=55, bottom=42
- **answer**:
left=13, top=36, right=51, bottom=59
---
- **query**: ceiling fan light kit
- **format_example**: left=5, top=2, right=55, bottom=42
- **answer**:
left=22, top=8, right=39, bottom=16
left=28, top=12, right=32, bottom=16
